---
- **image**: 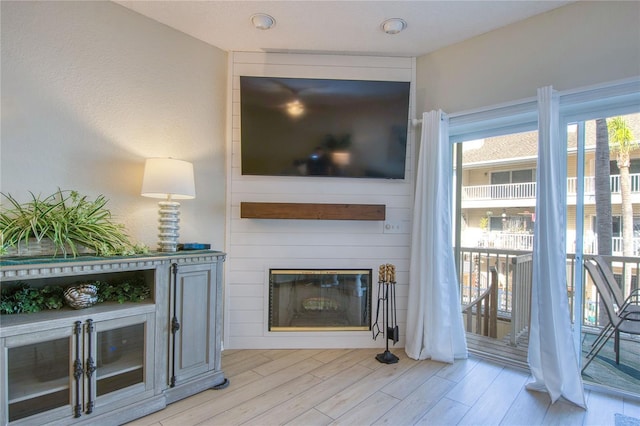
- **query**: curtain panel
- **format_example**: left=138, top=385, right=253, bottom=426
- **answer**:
left=405, top=110, right=468, bottom=363
left=525, top=86, right=586, bottom=408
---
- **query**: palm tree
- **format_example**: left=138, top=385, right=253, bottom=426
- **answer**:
left=595, top=118, right=612, bottom=257
left=594, top=118, right=613, bottom=327
left=608, top=116, right=637, bottom=296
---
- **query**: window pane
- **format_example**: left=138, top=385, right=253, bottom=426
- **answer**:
left=512, top=169, right=534, bottom=183
left=574, top=112, right=640, bottom=396
left=490, top=171, right=510, bottom=185
left=489, top=217, right=503, bottom=232
left=456, top=128, right=538, bottom=368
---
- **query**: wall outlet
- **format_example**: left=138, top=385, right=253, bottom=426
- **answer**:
left=383, top=221, right=409, bottom=234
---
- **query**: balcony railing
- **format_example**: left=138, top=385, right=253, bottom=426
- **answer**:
left=476, top=232, right=534, bottom=250
left=473, top=232, right=640, bottom=255
left=458, top=247, right=531, bottom=345
left=459, top=247, right=640, bottom=345
left=585, top=237, right=640, bottom=255
left=463, top=182, right=536, bottom=200
left=462, top=173, right=640, bottom=201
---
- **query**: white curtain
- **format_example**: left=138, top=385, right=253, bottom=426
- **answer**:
left=526, top=86, right=586, bottom=408
left=405, top=110, right=468, bottom=363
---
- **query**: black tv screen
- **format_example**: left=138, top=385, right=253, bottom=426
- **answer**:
left=240, top=76, right=410, bottom=179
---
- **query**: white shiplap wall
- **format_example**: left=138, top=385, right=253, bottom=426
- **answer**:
left=224, top=52, right=416, bottom=349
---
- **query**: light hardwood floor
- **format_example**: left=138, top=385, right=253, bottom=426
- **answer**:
left=129, top=349, right=640, bottom=426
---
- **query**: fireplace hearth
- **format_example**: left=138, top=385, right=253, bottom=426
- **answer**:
left=269, top=269, right=371, bottom=331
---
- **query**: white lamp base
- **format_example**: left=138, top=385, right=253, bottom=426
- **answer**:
left=157, top=200, right=181, bottom=252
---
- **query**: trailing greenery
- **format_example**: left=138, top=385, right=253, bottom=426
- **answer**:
left=95, top=275, right=150, bottom=304
left=0, top=189, right=147, bottom=257
left=0, top=284, right=65, bottom=314
left=0, top=274, right=151, bottom=314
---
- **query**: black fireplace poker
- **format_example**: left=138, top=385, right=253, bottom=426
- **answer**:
left=373, top=263, right=399, bottom=364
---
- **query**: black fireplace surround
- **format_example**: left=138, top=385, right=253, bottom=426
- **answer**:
left=269, top=269, right=372, bottom=331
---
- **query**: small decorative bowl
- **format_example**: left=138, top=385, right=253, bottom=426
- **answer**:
left=64, top=284, right=98, bottom=309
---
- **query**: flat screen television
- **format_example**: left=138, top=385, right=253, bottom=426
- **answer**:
left=240, top=76, right=410, bottom=179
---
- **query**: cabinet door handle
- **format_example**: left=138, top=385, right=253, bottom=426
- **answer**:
left=85, top=319, right=95, bottom=414
left=170, top=262, right=179, bottom=388
left=73, top=321, right=83, bottom=418
left=171, top=317, right=181, bottom=333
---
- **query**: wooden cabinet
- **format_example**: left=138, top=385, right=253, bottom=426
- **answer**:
left=4, top=324, right=74, bottom=423
left=2, top=310, right=156, bottom=424
left=164, top=259, right=226, bottom=403
left=0, top=251, right=226, bottom=425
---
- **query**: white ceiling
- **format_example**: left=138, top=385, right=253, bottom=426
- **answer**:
left=115, top=0, right=574, bottom=57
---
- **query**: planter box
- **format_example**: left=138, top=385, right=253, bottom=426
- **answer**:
left=4, top=239, right=93, bottom=257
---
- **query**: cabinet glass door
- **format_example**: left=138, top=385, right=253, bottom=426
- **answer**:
left=7, top=335, right=72, bottom=422
left=95, top=322, right=145, bottom=397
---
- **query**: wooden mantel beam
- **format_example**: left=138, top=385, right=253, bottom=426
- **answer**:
left=240, top=202, right=386, bottom=221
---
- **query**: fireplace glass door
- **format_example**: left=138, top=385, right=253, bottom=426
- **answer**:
left=269, top=269, right=371, bottom=331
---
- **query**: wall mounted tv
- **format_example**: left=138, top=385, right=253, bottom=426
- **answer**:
left=240, top=76, right=411, bottom=179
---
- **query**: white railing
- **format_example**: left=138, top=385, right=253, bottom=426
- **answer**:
left=477, top=233, right=534, bottom=251
left=583, top=236, right=640, bottom=255
left=459, top=250, right=640, bottom=345
left=462, top=182, right=536, bottom=200
left=474, top=233, right=640, bottom=255
left=463, top=173, right=640, bottom=201
left=458, top=248, right=532, bottom=346
left=566, top=175, right=640, bottom=195
left=509, top=253, right=532, bottom=346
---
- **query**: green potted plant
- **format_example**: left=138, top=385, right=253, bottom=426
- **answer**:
left=480, top=216, right=489, bottom=232
left=1, top=189, right=147, bottom=257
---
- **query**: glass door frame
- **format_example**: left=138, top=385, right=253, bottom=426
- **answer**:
left=560, top=92, right=640, bottom=397
left=561, top=108, right=640, bottom=339
left=3, top=326, right=75, bottom=424
left=561, top=116, right=587, bottom=360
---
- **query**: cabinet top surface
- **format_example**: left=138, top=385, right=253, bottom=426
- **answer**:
left=0, top=250, right=225, bottom=267
left=0, top=250, right=224, bottom=266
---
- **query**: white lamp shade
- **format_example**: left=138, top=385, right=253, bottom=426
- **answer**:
left=141, top=158, right=196, bottom=199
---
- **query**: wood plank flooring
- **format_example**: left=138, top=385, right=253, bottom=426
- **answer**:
left=465, top=332, right=528, bottom=371
left=128, top=349, right=640, bottom=426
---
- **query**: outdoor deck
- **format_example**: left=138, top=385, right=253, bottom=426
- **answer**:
left=466, top=330, right=640, bottom=396
left=465, top=332, right=528, bottom=371
left=581, top=333, right=640, bottom=395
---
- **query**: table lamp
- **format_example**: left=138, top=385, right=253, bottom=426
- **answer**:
left=141, top=158, right=195, bottom=252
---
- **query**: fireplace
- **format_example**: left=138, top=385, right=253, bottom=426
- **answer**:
left=269, top=269, right=372, bottom=331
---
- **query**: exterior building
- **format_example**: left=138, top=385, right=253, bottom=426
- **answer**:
left=457, top=113, right=640, bottom=327
left=460, top=113, right=640, bottom=255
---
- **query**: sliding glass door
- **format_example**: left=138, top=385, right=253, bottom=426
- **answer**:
left=567, top=112, right=640, bottom=396
left=453, top=121, right=537, bottom=368
left=450, top=80, right=639, bottom=397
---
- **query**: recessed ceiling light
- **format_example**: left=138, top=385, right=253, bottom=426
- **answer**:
left=251, top=13, right=275, bottom=30
left=381, top=18, right=407, bottom=35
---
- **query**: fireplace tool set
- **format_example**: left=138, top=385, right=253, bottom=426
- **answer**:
left=373, top=263, right=399, bottom=364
